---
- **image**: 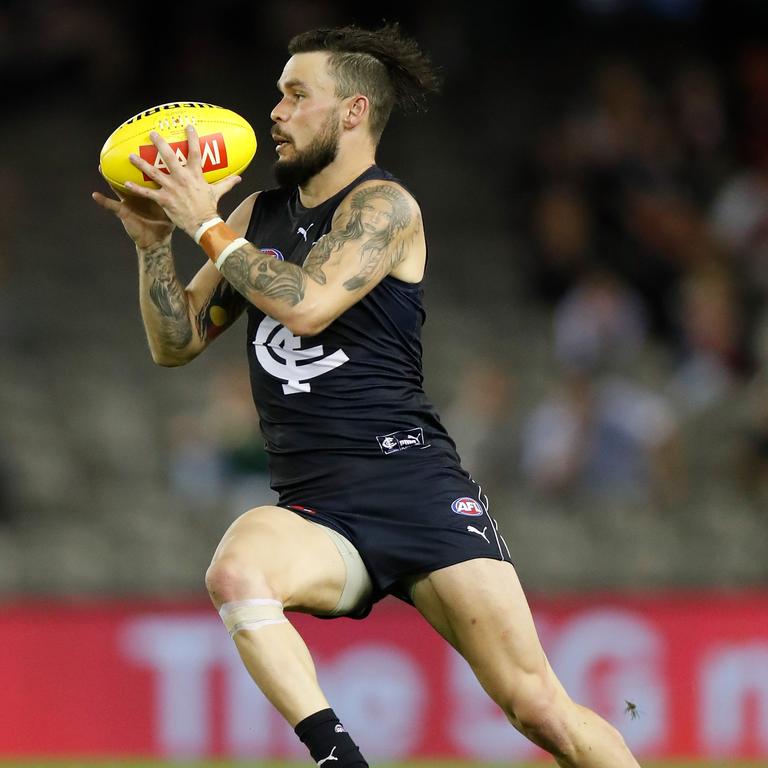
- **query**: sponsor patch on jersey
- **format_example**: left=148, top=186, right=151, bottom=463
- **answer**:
left=451, top=497, right=485, bottom=516
left=260, top=247, right=284, bottom=261
left=376, top=427, right=426, bottom=455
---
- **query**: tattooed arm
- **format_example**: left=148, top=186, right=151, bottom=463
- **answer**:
left=218, top=180, right=425, bottom=336
left=114, top=130, right=424, bottom=339
left=136, top=193, right=256, bottom=366
left=137, top=237, right=193, bottom=362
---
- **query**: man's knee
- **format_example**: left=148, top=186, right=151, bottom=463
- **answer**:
left=205, top=559, right=289, bottom=638
left=204, top=504, right=352, bottom=615
left=205, top=508, right=288, bottom=606
left=205, top=554, right=276, bottom=606
left=496, top=672, right=577, bottom=760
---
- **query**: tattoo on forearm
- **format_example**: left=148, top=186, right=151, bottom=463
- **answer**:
left=195, top=278, right=247, bottom=342
left=139, top=241, right=192, bottom=349
left=222, top=247, right=306, bottom=306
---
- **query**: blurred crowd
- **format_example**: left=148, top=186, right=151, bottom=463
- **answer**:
left=444, top=41, right=768, bottom=510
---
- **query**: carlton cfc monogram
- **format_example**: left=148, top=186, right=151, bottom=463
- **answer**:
left=253, top=316, right=349, bottom=394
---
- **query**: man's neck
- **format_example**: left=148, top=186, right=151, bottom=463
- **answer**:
left=297, top=155, right=376, bottom=209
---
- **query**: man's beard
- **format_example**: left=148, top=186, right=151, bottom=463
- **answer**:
left=274, top=114, right=340, bottom=188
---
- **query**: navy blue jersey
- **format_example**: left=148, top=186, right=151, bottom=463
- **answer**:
left=244, top=165, right=462, bottom=500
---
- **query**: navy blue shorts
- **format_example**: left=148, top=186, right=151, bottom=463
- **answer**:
left=277, top=452, right=514, bottom=618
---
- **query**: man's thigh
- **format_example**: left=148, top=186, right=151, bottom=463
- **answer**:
left=411, top=558, right=562, bottom=704
left=209, top=505, right=348, bottom=615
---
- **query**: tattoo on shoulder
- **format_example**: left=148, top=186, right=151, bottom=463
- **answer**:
left=340, top=184, right=415, bottom=291
left=195, top=278, right=247, bottom=342
left=302, top=184, right=416, bottom=291
left=221, top=246, right=306, bottom=307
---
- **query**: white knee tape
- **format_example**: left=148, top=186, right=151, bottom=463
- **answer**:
left=219, top=598, right=288, bottom=637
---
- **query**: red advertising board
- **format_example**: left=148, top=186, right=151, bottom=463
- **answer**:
left=1, top=591, right=767, bottom=761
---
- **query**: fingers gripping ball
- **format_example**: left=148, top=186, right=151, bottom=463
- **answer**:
left=99, top=102, right=257, bottom=194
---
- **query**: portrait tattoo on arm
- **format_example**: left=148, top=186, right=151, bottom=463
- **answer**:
left=302, top=237, right=333, bottom=285
left=195, top=277, right=248, bottom=342
left=302, top=184, right=414, bottom=292
left=141, top=241, right=193, bottom=349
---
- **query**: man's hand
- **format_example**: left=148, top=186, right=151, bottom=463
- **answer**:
left=120, top=124, right=242, bottom=238
left=92, top=185, right=175, bottom=249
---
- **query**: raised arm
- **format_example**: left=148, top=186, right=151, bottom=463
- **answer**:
left=93, top=181, right=255, bottom=366
left=121, top=126, right=425, bottom=337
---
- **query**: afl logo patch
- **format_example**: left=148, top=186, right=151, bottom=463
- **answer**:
left=260, top=247, right=284, bottom=261
left=451, top=497, right=484, bottom=516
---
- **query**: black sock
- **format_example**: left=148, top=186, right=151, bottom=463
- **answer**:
left=295, top=707, right=368, bottom=767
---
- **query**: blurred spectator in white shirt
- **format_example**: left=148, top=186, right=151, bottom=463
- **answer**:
left=666, top=263, right=751, bottom=410
left=521, top=368, right=685, bottom=505
left=553, top=267, right=650, bottom=370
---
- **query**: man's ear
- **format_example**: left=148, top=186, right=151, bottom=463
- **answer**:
left=343, top=95, right=369, bottom=128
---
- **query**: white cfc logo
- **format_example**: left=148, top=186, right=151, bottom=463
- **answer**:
left=253, top=316, right=349, bottom=394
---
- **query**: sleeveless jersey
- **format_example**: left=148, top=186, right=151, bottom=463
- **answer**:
left=244, top=165, right=462, bottom=499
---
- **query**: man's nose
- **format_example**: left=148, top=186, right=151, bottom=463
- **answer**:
left=270, top=98, right=289, bottom=123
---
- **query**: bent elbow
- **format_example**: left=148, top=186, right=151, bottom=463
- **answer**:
left=154, top=357, right=187, bottom=368
left=149, top=347, right=195, bottom=367
left=282, top=302, right=332, bottom=337
left=284, top=320, right=314, bottom=337
left=284, top=315, right=330, bottom=338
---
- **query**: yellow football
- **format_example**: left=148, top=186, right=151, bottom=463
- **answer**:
left=99, top=101, right=257, bottom=194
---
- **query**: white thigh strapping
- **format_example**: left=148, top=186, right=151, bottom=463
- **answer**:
left=315, top=524, right=373, bottom=616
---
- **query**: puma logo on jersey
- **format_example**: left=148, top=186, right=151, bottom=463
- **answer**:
left=253, top=316, right=349, bottom=394
left=467, top=525, right=490, bottom=543
left=297, top=223, right=315, bottom=241
left=317, top=746, right=338, bottom=766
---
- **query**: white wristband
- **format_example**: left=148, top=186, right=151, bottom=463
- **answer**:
left=193, top=216, right=224, bottom=244
left=215, top=237, right=250, bottom=270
